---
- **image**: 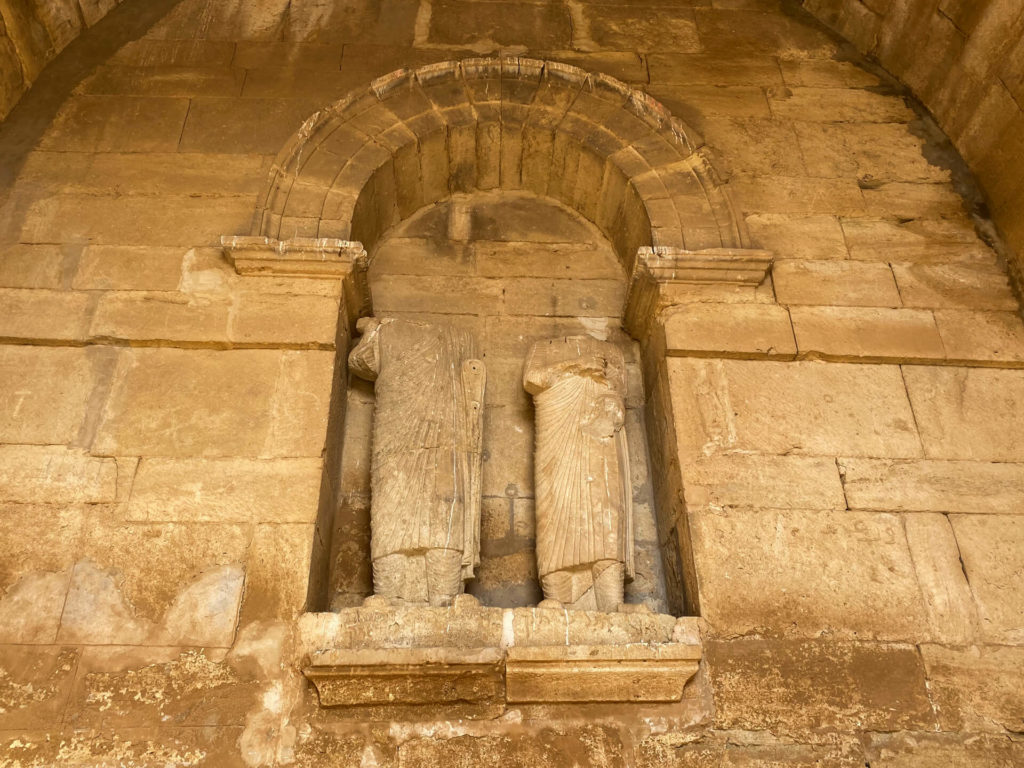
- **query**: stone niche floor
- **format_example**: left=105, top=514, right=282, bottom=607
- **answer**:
left=299, top=603, right=701, bottom=715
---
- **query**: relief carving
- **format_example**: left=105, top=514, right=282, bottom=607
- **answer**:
left=524, top=336, right=635, bottom=612
left=349, top=317, right=485, bottom=606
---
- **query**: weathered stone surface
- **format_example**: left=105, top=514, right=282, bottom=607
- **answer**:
left=902, top=366, right=1024, bottom=461
left=73, top=245, right=186, bottom=290
left=692, top=508, right=930, bottom=640
left=239, top=523, right=314, bottom=622
left=0, top=570, right=69, bottom=643
left=841, top=217, right=993, bottom=263
left=662, top=303, right=796, bottom=357
left=0, top=244, right=64, bottom=288
left=904, top=513, right=979, bottom=645
left=745, top=214, right=848, bottom=260
left=863, top=731, right=1024, bottom=768
left=682, top=454, right=846, bottom=512
left=791, top=306, right=946, bottom=360
left=0, top=645, right=79, bottom=730
left=794, top=122, right=948, bottom=182
left=935, top=309, right=1024, bottom=363
left=768, top=86, right=915, bottom=123
left=39, top=95, right=190, bottom=152
left=706, top=637, right=935, bottom=733
left=949, top=515, right=1024, bottom=644
left=774, top=259, right=901, bottom=307
left=841, top=457, right=1024, bottom=513
left=93, top=348, right=332, bottom=458
left=0, top=445, right=117, bottom=503
left=892, top=262, right=1019, bottom=310
left=920, top=644, right=1024, bottom=732
left=0, top=288, right=92, bottom=341
left=668, top=359, right=922, bottom=459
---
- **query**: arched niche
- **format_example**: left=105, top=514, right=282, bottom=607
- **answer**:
left=224, top=57, right=771, bottom=618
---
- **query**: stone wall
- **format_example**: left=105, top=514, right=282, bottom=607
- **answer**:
left=802, top=0, right=1024, bottom=295
left=1, top=0, right=1023, bottom=765
left=0, top=0, right=127, bottom=117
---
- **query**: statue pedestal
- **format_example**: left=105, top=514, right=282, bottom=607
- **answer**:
left=299, top=605, right=702, bottom=710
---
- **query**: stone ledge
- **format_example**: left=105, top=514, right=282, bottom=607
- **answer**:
left=299, top=607, right=701, bottom=708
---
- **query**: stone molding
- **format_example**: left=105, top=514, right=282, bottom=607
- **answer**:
left=299, top=607, right=701, bottom=709
left=221, top=235, right=370, bottom=333
left=624, top=246, right=774, bottom=340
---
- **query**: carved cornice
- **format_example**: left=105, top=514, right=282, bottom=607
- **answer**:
left=221, top=236, right=371, bottom=332
left=624, top=247, right=774, bottom=340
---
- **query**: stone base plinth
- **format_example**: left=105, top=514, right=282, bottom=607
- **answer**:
left=299, top=606, right=702, bottom=708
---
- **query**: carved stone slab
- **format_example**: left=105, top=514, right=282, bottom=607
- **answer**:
left=300, top=608, right=702, bottom=709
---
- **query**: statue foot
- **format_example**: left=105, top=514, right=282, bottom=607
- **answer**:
left=537, top=598, right=564, bottom=610
left=617, top=602, right=652, bottom=614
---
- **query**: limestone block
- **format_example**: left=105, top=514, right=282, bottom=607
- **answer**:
left=706, top=637, right=934, bottom=733
left=841, top=458, right=1024, bottom=513
left=682, top=454, right=846, bottom=512
left=903, top=513, right=979, bottom=645
left=892, top=262, right=1019, bottom=310
left=229, top=291, right=339, bottom=345
left=93, top=348, right=331, bottom=458
left=702, top=117, right=807, bottom=176
left=693, top=8, right=839, bottom=57
left=667, top=359, right=922, bottom=459
left=790, top=306, right=946, bottom=361
left=372, top=275, right=504, bottom=315
left=505, top=644, right=700, bottom=703
left=692, top=508, right=929, bottom=640
left=305, top=647, right=505, bottom=709
left=474, top=241, right=621, bottom=279
left=902, top=366, right=1024, bottom=461
left=768, top=86, right=914, bottom=123
left=860, top=181, right=968, bottom=220
left=779, top=58, right=881, bottom=88
left=579, top=5, right=700, bottom=52
left=426, top=1, right=571, bottom=49
left=39, top=95, right=190, bottom=152
left=510, top=607, right=678, bottom=647
left=481, top=406, right=534, bottom=498
left=178, top=97, right=322, bottom=154
left=794, top=122, right=949, bottom=182
left=0, top=288, right=92, bottom=341
left=863, top=732, right=1024, bottom=768
left=0, top=446, right=117, bottom=504
left=128, top=458, right=323, bottom=523
left=745, top=214, right=848, bottom=260
left=66, top=646, right=258, bottom=729
left=112, top=39, right=237, bottom=67
left=373, top=237, right=476, bottom=277
left=774, top=259, right=901, bottom=307
left=73, top=245, right=186, bottom=290
left=935, top=310, right=1024, bottom=363
left=0, top=646, right=79, bottom=730
left=920, top=644, right=1024, bottom=732
left=503, top=277, right=624, bottom=318
left=81, top=64, right=245, bottom=97
left=949, top=515, right=1024, bottom=644
left=57, top=561, right=152, bottom=645
left=239, top=523, right=314, bottom=622
left=730, top=176, right=866, bottom=215
left=650, top=84, right=772, bottom=119
left=0, top=244, right=63, bottom=288
left=0, top=571, right=69, bottom=643
left=841, top=217, right=992, bottom=263
left=647, top=53, right=784, bottom=86
left=90, top=292, right=231, bottom=344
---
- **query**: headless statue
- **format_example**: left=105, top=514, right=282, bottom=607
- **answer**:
left=524, top=336, right=635, bottom=612
left=349, top=317, right=485, bottom=606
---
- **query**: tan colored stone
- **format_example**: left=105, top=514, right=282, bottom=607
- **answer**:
left=503, top=277, right=624, bottom=318
left=112, top=39, right=237, bottom=67
left=779, top=58, right=881, bottom=88
left=93, top=348, right=322, bottom=458
left=904, top=513, right=979, bottom=645
left=0, top=344, right=97, bottom=447
left=0, top=571, right=69, bottom=644
left=647, top=53, right=784, bottom=86
left=427, top=0, right=571, bottom=49
left=692, top=508, right=929, bottom=640
left=794, top=122, right=949, bottom=182
left=935, top=310, right=1024, bottom=363
left=482, top=405, right=534, bottom=498
left=768, top=86, right=915, bottom=122
left=239, top=523, right=314, bottom=622
left=57, top=561, right=153, bottom=645
left=694, top=8, right=839, bottom=57
left=920, top=644, right=1024, bottom=732
left=745, top=214, right=848, bottom=260
left=841, top=217, right=992, bottom=263
left=902, top=366, right=1024, bottom=461
left=0, top=646, right=79, bottom=730
left=178, top=96, right=322, bottom=154
left=0, top=244, right=64, bottom=288
left=80, top=64, right=245, bottom=97
left=706, top=637, right=934, bottom=733
left=0, top=446, right=117, bottom=504
left=0, top=288, right=92, bottom=341
left=650, top=84, right=773, bottom=119
left=949, top=514, right=1024, bottom=644
left=860, top=181, right=968, bottom=220
left=73, top=245, right=186, bottom=291
left=579, top=4, right=699, bottom=52
left=730, top=176, right=866, bottom=215
left=90, top=291, right=230, bottom=343
left=263, top=350, right=335, bottom=458
left=474, top=241, right=622, bottom=279
left=229, top=291, right=339, bottom=345
left=372, top=275, right=504, bottom=315
left=863, top=731, right=1024, bottom=768
left=682, top=454, right=846, bottom=512
left=791, top=306, right=946, bottom=360
left=662, top=303, right=796, bottom=357
left=841, top=457, right=1024, bottom=513
left=774, top=259, right=901, bottom=307
left=703, top=117, right=807, bottom=176
left=667, top=358, right=922, bottom=459
left=128, top=457, right=322, bottom=523
left=891, top=262, right=1018, bottom=310
left=39, top=95, right=190, bottom=152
